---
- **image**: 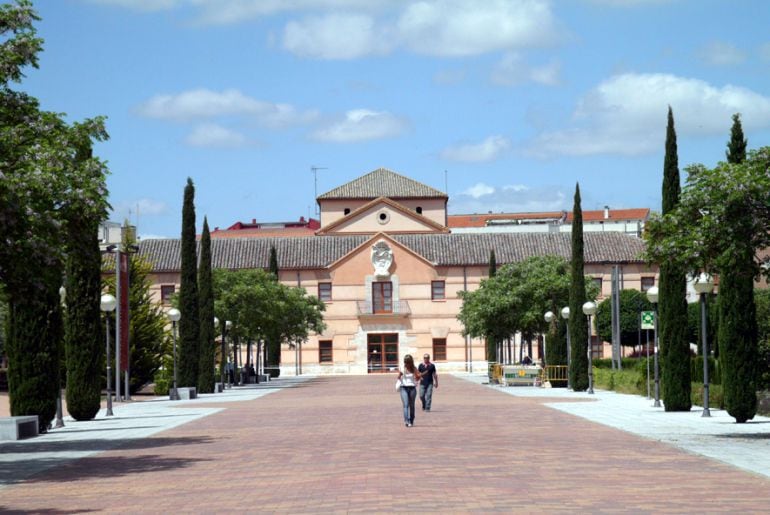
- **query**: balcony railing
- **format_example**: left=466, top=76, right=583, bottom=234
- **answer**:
left=356, top=300, right=411, bottom=316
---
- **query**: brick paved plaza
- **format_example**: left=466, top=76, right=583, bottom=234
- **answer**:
left=2, top=375, right=770, bottom=513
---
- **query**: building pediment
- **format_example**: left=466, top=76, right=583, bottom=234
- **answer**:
left=316, top=197, right=449, bottom=236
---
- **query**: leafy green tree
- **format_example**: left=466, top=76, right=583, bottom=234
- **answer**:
left=458, top=255, right=598, bottom=371
left=212, top=269, right=325, bottom=377
left=569, top=184, right=588, bottom=391
left=595, top=289, right=652, bottom=349
left=488, top=249, right=497, bottom=278
left=0, top=1, right=110, bottom=431
left=486, top=249, right=497, bottom=361
left=178, top=178, right=200, bottom=388
left=658, top=106, right=691, bottom=412
left=197, top=217, right=215, bottom=393
left=755, top=289, right=770, bottom=391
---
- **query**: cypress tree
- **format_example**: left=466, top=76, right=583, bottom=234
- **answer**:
left=568, top=184, right=588, bottom=391
left=63, top=145, right=103, bottom=420
left=659, top=106, right=691, bottom=411
left=198, top=217, right=215, bottom=393
left=487, top=249, right=497, bottom=363
left=178, top=178, right=200, bottom=388
left=719, top=113, right=757, bottom=422
left=725, top=113, right=747, bottom=164
left=269, top=245, right=279, bottom=279
left=488, top=249, right=497, bottom=278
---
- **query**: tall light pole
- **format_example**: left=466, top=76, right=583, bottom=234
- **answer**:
left=561, top=306, right=571, bottom=389
left=225, top=321, right=232, bottom=388
left=100, top=294, right=117, bottom=416
left=646, top=286, right=661, bottom=408
left=694, top=273, right=714, bottom=417
left=55, top=285, right=67, bottom=429
left=583, top=301, right=597, bottom=395
left=167, top=308, right=181, bottom=401
left=544, top=311, right=555, bottom=368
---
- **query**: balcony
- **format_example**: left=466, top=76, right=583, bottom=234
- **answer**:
left=356, top=300, right=411, bottom=318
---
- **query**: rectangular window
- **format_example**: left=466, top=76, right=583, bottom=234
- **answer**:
left=318, top=282, right=332, bottom=302
left=372, top=281, right=393, bottom=313
left=592, top=277, right=603, bottom=293
left=431, top=280, right=446, bottom=300
left=319, top=340, right=333, bottom=363
left=641, top=277, right=655, bottom=292
left=160, top=285, right=175, bottom=305
left=432, top=338, right=447, bottom=361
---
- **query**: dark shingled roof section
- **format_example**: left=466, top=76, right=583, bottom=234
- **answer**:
left=317, top=168, right=448, bottom=200
left=134, top=232, right=645, bottom=272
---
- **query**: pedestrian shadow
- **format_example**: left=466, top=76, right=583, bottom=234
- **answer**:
left=0, top=435, right=216, bottom=454
left=715, top=431, right=770, bottom=440
left=2, top=454, right=210, bottom=487
left=0, top=507, right=96, bottom=514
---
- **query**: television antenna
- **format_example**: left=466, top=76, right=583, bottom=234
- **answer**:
left=311, top=165, right=328, bottom=217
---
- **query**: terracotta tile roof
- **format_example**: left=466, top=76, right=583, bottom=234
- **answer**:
left=317, top=168, right=447, bottom=200
left=448, top=208, right=650, bottom=228
left=133, top=232, right=645, bottom=272
left=209, top=228, right=317, bottom=238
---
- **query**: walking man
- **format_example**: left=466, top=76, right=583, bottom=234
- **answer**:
left=418, top=353, right=438, bottom=411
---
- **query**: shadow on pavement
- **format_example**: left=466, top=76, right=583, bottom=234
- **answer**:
left=0, top=435, right=216, bottom=454
left=0, top=507, right=97, bottom=514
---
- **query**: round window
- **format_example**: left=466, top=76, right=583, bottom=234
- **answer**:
left=378, top=211, right=390, bottom=224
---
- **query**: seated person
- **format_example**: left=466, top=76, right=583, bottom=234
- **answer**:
left=521, top=354, right=533, bottom=365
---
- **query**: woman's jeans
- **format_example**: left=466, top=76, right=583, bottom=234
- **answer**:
left=400, top=386, right=417, bottom=424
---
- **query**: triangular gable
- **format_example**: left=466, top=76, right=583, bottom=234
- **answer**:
left=316, top=196, right=449, bottom=235
left=326, top=231, right=436, bottom=272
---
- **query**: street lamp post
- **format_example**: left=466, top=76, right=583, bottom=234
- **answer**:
left=225, top=321, right=232, bottom=388
left=694, top=273, right=714, bottom=417
left=544, top=311, right=555, bottom=368
left=167, top=308, right=181, bottom=401
left=561, top=307, right=571, bottom=389
left=583, top=301, right=597, bottom=395
left=100, top=294, right=117, bottom=416
left=55, top=285, right=67, bottom=429
left=646, top=286, right=661, bottom=408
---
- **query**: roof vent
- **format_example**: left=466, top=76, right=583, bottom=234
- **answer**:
left=603, top=206, right=610, bottom=220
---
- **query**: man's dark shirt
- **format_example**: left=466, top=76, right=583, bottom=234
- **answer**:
left=418, top=362, right=436, bottom=386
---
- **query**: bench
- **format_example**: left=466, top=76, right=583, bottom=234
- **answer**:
left=177, top=387, right=197, bottom=400
left=0, top=416, right=39, bottom=440
left=502, top=365, right=542, bottom=386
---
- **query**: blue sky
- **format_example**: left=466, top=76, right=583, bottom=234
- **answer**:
left=20, top=0, right=770, bottom=238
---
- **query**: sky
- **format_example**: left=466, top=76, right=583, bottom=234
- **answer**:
left=18, top=0, right=770, bottom=239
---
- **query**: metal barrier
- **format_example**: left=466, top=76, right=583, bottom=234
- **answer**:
left=488, top=362, right=503, bottom=384
left=542, top=365, right=568, bottom=385
left=502, top=365, right=541, bottom=386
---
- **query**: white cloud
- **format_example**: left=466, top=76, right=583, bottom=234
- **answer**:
left=581, top=0, right=673, bottom=5
left=185, top=123, right=250, bottom=148
left=463, top=183, right=495, bottom=198
left=398, top=0, right=558, bottom=57
left=440, top=135, right=511, bottom=162
left=283, top=14, right=393, bottom=59
left=136, top=89, right=318, bottom=127
left=527, top=73, right=770, bottom=157
left=450, top=184, right=568, bottom=214
left=491, top=52, right=561, bottom=86
left=312, top=109, right=408, bottom=143
left=698, top=41, right=747, bottom=66
left=190, top=0, right=394, bottom=25
left=111, top=198, right=168, bottom=223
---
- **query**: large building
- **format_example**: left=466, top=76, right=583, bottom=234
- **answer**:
left=139, top=168, right=656, bottom=375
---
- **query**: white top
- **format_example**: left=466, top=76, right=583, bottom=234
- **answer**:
left=401, top=370, right=417, bottom=387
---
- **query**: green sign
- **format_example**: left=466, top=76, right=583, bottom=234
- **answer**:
left=641, top=311, right=655, bottom=330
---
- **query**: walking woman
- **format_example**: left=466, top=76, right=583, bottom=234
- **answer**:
left=397, top=354, right=421, bottom=427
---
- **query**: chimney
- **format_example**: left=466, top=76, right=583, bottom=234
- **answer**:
left=252, top=218, right=256, bottom=224
left=604, top=206, right=610, bottom=220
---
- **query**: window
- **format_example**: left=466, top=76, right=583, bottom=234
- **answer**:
left=592, top=277, right=603, bottom=293
left=416, top=206, right=423, bottom=214
left=372, top=281, right=393, bottom=313
left=641, top=277, right=655, bottom=292
left=377, top=211, right=390, bottom=224
left=432, top=338, right=447, bottom=361
left=431, top=281, right=446, bottom=300
left=318, top=282, right=332, bottom=302
left=344, top=208, right=350, bottom=215
left=161, top=285, right=175, bottom=305
left=319, top=340, right=333, bottom=363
